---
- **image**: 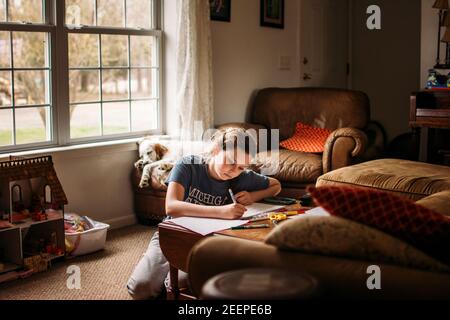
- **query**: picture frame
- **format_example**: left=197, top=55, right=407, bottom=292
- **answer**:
left=260, top=0, right=284, bottom=29
left=210, top=0, right=231, bottom=22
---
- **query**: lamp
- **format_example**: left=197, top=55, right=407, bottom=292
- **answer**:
left=433, top=0, right=449, bottom=68
left=442, top=12, right=450, bottom=66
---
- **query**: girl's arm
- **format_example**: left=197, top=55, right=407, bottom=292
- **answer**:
left=235, top=177, right=282, bottom=206
left=165, top=182, right=247, bottom=220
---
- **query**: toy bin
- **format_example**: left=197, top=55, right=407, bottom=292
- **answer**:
left=65, top=218, right=110, bottom=257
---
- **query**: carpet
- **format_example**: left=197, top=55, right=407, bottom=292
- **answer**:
left=0, top=224, right=156, bottom=300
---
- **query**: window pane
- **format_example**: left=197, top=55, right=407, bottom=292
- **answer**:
left=0, top=71, right=12, bottom=107
left=0, top=0, right=5, bottom=21
left=0, top=108, right=13, bottom=146
left=8, top=0, right=43, bottom=23
left=66, top=0, right=95, bottom=26
left=103, top=102, right=130, bottom=135
left=70, top=103, right=101, bottom=138
left=131, top=68, right=153, bottom=99
left=102, top=69, right=128, bottom=101
left=15, top=106, right=50, bottom=144
left=127, top=0, right=151, bottom=29
left=101, top=35, right=128, bottom=67
left=131, top=100, right=157, bottom=132
left=69, top=70, right=100, bottom=103
left=0, top=31, right=11, bottom=68
left=130, top=36, right=153, bottom=67
left=97, top=0, right=124, bottom=27
left=14, top=70, right=49, bottom=106
left=69, top=34, right=99, bottom=68
left=13, top=32, right=47, bottom=68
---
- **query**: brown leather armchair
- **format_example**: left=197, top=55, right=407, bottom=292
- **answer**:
left=217, top=87, right=370, bottom=198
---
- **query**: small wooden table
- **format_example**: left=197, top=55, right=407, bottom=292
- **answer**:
left=159, top=204, right=303, bottom=299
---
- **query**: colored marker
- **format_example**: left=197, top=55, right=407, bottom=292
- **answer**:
left=231, top=224, right=270, bottom=230
left=229, top=189, right=237, bottom=204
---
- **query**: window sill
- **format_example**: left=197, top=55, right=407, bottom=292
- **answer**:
left=0, top=135, right=174, bottom=161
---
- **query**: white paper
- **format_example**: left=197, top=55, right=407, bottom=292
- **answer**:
left=288, top=206, right=331, bottom=219
left=166, top=217, right=248, bottom=236
left=242, top=203, right=285, bottom=219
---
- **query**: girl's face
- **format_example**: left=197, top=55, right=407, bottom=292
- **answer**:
left=209, top=148, right=252, bottom=181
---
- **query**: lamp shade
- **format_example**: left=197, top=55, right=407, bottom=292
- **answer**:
left=442, top=27, right=450, bottom=42
left=433, top=0, right=449, bottom=9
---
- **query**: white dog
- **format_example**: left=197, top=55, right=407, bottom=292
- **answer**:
left=135, top=139, right=175, bottom=189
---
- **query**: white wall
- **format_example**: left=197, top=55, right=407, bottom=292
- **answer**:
left=211, top=0, right=301, bottom=124
left=0, top=143, right=139, bottom=229
left=163, top=0, right=301, bottom=129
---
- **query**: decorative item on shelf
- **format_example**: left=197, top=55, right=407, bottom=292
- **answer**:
left=426, top=69, right=449, bottom=89
left=433, top=0, right=449, bottom=68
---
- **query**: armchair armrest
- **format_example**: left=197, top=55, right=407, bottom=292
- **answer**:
left=322, top=127, right=368, bottom=173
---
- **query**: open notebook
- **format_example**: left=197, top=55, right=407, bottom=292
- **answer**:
left=165, top=203, right=285, bottom=235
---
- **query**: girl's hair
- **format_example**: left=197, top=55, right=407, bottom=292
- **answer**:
left=209, top=128, right=257, bottom=158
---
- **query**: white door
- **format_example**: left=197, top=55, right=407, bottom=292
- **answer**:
left=300, top=0, right=349, bottom=88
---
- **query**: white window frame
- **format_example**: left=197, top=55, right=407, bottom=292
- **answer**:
left=0, top=0, right=163, bottom=154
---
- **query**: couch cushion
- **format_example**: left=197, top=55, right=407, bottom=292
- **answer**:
left=280, top=122, right=332, bottom=153
left=256, top=150, right=322, bottom=183
left=316, top=159, right=450, bottom=201
left=308, top=186, right=450, bottom=265
left=265, top=215, right=450, bottom=273
left=416, top=190, right=450, bottom=217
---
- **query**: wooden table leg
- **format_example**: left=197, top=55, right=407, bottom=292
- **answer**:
left=170, top=265, right=179, bottom=300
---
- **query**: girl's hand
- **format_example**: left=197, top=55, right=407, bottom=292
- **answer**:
left=235, top=191, right=254, bottom=206
left=218, top=203, right=247, bottom=220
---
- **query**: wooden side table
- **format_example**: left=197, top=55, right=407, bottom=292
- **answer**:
left=410, top=91, right=450, bottom=165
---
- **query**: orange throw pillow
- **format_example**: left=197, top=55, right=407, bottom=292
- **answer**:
left=308, top=186, right=450, bottom=265
left=280, top=122, right=332, bottom=153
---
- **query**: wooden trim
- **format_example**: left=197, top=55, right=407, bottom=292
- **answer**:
left=416, top=108, right=450, bottom=118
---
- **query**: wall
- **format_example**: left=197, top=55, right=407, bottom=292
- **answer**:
left=163, top=0, right=302, bottom=129
left=212, top=0, right=301, bottom=124
left=0, top=142, right=139, bottom=229
left=351, top=0, right=421, bottom=141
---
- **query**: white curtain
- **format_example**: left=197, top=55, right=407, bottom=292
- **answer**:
left=176, top=0, right=214, bottom=141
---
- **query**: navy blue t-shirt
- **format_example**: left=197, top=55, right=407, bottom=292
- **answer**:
left=165, top=155, right=270, bottom=206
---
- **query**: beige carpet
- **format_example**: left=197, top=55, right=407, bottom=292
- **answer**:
left=0, top=224, right=156, bottom=300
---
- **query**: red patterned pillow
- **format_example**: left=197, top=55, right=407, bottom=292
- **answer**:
left=307, top=186, right=450, bottom=264
left=280, top=122, right=332, bottom=153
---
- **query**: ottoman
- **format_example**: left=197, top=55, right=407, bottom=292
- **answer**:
left=316, top=159, right=450, bottom=201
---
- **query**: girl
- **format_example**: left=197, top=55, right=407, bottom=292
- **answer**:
left=127, top=128, right=281, bottom=300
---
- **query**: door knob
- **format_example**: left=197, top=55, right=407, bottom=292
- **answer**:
left=303, top=73, right=312, bottom=81
left=303, top=57, right=309, bottom=65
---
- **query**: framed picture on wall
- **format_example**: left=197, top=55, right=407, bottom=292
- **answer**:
left=210, top=0, right=231, bottom=22
left=260, top=0, right=284, bottom=29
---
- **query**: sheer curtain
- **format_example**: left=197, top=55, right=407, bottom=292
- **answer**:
left=176, top=0, right=214, bottom=141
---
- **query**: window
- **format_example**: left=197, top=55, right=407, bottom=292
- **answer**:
left=0, top=0, right=161, bottom=152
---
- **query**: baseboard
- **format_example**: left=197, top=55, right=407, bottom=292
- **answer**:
left=103, top=214, right=137, bottom=230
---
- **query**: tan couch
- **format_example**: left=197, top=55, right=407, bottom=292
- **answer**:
left=218, top=87, right=370, bottom=199
left=187, top=160, right=450, bottom=299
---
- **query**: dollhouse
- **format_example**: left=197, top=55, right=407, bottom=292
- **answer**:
left=0, top=156, right=68, bottom=283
